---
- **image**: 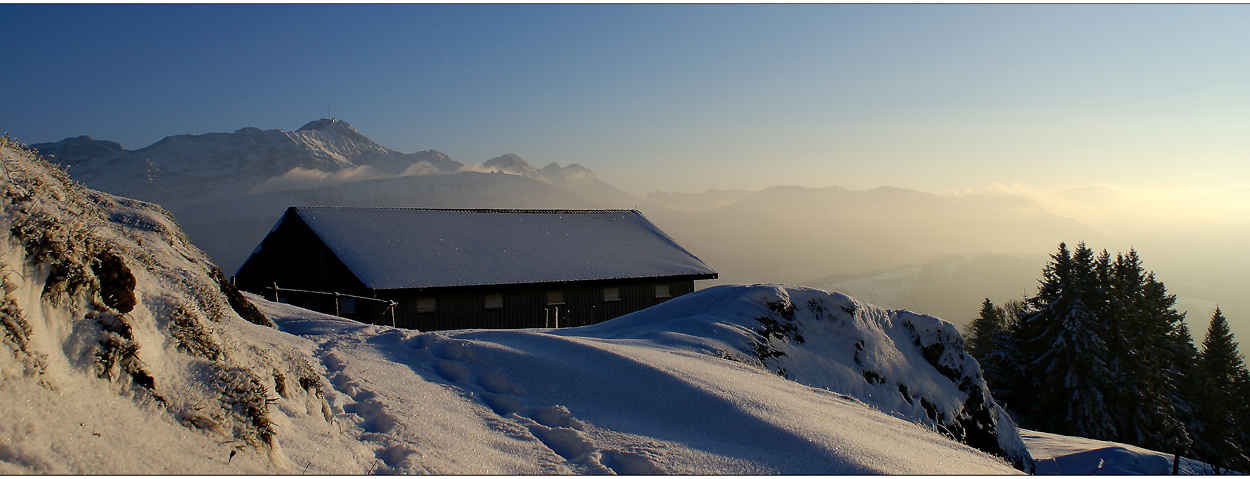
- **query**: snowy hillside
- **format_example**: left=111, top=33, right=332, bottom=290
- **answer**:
left=0, top=137, right=348, bottom=473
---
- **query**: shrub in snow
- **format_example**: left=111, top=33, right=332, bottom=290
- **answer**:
left=0, top=136, right=328, bottom=470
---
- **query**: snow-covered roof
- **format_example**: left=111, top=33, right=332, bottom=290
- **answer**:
left=287, top=207, right=717, bottom=290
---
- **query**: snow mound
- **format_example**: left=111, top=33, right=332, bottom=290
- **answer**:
left=0, top=138, right=349, bottom=473
left=565, top=284, right=1034, bottom=471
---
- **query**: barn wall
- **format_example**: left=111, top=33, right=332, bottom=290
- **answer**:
left=367, top=278, right=697, bottom=331
left=235, top=211, right=371, bottom=298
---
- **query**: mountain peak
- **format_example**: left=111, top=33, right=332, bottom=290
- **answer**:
left=298, top=118, right=347, bottom=131
left=483, top=153, right=539, bottom=178
left=296, top=118, right=371, bottom=144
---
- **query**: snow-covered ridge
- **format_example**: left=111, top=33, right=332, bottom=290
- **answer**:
left=561, top=284, right=1034, bottom=471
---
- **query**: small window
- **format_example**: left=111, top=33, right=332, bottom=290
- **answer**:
left=547, top=290, right=564, bottom=305
left=603, top=287, right=620, bottom=302
left=416, top=297, right=436, bottom=313
left=655, top=284, right=670, bottom=299
left=485, top=294, right=503, bottom=310
left=339, top=297, right=356, bottom=314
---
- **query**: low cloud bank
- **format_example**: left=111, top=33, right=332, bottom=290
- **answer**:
left=249, top=161, right=476, bottom=195
left=948, top=182, right=1250, bottom=235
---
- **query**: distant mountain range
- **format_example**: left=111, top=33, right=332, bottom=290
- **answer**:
left=32, top=118, right=636, bottom=213
left=32, top=119, right=1101, bottom=328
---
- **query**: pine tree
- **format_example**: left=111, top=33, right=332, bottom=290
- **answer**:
left=1019, top=242, right=1118, bottom=439
left=1104, top=249, right=1190, bottom=453
left=1173, top=320, right=1210, bottom=464
left=1196, top=308, right=1250, bottom=471
left=964, top=298, right=1017, bottom=406
left=965, top=298, right=1004, bottom=360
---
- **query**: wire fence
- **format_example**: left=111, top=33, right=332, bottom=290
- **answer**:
left=265, top=283, right=397, bottom=327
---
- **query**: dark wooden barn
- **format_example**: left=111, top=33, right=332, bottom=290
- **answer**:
left=234, top=207, right=718, bottom=331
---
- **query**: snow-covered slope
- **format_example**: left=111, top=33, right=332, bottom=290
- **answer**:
left=0, top=138, right=357, bottom=473
left=248, top=287, right=1025, bottom=474
left=560, top=283, right=1034, bottom=471
left=1023, top=428, right=1221, bottom=475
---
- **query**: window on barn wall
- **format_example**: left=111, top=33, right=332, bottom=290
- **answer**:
left=484, top=294, right=503, bottom=309
left=547, top=290, right=564, bottom=305
left=416, top=297, right=436, bottom=313
left=340, top=298, right=356, bottom=314
left=603, top=287, right=620, bottom=302
left=655, top=284, right=670, bottom=298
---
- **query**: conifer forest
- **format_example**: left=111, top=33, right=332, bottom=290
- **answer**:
left=965, top=242, right=1250, bottom=473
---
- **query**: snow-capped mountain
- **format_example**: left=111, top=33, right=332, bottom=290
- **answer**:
left=479, top=153, right=638, bottom=208
left=31, top=119, right=460, bottom=212
left=30, top=118, right=465, bottom=210
left=32, top=120, right=635, bottom=214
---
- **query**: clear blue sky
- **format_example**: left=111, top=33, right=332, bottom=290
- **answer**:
left=4, top=4, right=1249, bottom=196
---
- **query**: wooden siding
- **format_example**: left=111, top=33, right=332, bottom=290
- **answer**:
left=374, top=278, right=696, bottom=331
left=235, top=213, right=371, bottom=297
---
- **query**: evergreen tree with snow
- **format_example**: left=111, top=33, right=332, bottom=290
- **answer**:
left=1103, top=249, right=1190, bottom=453
left=1195, top=307, right=1250, bottom=471
left=1172, top=319, right=1212, bottom=465
left=1017, top=242, right=1118, bottom=439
